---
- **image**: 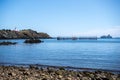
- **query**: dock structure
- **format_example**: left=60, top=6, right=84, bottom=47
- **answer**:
left=79, top=37, right=97, bottom=40
left=57, top=37, right=97, bottom=40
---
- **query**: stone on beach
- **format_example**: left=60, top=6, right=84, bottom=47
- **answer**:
left=0, top=65, right=119, bottom=80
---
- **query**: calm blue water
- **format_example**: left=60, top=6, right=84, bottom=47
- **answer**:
left=0, top=39, right=120, bottom=71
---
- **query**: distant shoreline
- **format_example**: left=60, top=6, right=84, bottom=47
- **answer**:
left=1, top=37, right=120, bottom=40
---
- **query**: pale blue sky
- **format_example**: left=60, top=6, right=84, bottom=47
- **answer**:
left=0, top=0, right=120, bottom=37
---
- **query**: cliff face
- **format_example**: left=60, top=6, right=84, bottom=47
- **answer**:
left=0, top=29, right=50, bottom=39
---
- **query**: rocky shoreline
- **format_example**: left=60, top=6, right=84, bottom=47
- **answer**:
left=0, top=65, right=119, bottom=80
left=0, top=29, right=50, bottom=39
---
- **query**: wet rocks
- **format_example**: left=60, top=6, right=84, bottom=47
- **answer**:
left=0, top=65, right=119, bottom=80
left=24, top=39, right=43, bottom=43
left=0, top=41, right=17, bottom=45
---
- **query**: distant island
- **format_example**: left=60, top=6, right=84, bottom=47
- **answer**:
left=100, top=34, right=112, bottom=39
left=0, top=29, right=50, bottom=39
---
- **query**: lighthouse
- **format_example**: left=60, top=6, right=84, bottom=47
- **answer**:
left=14, top=27, right=18, bottom=31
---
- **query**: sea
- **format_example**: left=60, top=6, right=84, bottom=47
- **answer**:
left=0, top=39, right=120, bottom=72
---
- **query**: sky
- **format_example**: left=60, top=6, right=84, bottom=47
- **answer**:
left=0, top=0, right=120, bottom=37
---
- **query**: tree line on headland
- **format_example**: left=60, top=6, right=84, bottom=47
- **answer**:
left=0, top=29, right=51, bottom=39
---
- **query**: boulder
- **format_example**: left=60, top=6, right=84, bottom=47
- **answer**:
left=0, top=41, right=17, bottom=45
left=24, top=39, right=43, bottom=43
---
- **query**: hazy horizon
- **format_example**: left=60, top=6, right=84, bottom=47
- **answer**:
left=0, top=0, right=120, bottom=37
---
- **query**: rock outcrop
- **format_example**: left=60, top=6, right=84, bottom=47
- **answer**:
left=0, top=29, right=50, bottom=39
left=0, top=41, right=17, bottom=45
left=24, top=39, right=43, bottom=43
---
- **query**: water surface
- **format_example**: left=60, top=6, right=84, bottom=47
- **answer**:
left=0, top=39, right=120, bottom=71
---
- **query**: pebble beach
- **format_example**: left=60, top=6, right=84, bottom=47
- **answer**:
left=0, top=65, right=120, bottom=80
